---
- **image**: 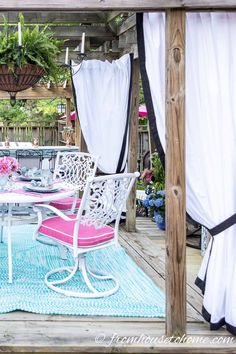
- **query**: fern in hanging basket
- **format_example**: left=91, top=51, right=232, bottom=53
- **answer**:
left=0, top=14, right=63, bottom=103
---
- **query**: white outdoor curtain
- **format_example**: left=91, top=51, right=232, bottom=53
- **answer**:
left=138, top=12, right=236, bottom=334
left=71, top=54, right=132, bottom=173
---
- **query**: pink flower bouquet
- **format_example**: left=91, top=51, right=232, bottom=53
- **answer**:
left=0, top=156, right=20, bottom=176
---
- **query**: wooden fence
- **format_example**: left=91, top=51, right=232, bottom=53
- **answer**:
left=0, top=121, right=58, bottom=146
left=0, top=121, right=151, bottom=164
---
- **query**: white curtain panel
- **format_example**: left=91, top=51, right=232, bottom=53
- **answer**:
left=141, top=12, right=236, bottom=334
left=71, top=54, right=132, bottom=173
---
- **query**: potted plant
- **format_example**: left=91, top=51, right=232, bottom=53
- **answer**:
left=143, top=189, right=166, bottom=230
left=0, top=14, right=63, bottom=104
left=140, top=152, right=166, bottom=230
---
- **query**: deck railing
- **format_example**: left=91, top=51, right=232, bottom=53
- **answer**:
left=0, top=121, right=58, bottom=146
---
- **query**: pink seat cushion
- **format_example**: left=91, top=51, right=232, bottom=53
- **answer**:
left=49, top=197, right=81, bottom=210
left=38, top=215, right=115, bottom=247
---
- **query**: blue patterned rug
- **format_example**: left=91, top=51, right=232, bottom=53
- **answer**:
left=0, top=225, right=165, bottom=317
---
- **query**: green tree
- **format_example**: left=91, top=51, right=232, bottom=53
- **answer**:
left=0, top=100, right=29, bottom=125
left=0, top=98, right=68, bottom=125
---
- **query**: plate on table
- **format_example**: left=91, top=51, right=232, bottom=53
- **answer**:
left=18, top=175, right=42, bottom=182
left=23, top=185, right=59, bottom=193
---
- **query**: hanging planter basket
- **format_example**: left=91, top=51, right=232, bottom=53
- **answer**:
left=0, top=64, right=45, bottom=104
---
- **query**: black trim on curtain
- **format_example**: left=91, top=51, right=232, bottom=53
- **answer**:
left=70, top=59, right=80, bottom=124
left=195, top=276, right=206, bottom=294
left=208, top=212, right=236, bottom=236
left=202, top=306, right=236, bottom=335
left=195, top=237, right=214, bottom=295
left=116, top=53, right=134, bottom=173
left=136, top=13, right=165, bottom=168
left=195, top=213, right=236, bottom=295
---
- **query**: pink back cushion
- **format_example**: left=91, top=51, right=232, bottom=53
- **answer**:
left=49, top=197, right=81, bottom=210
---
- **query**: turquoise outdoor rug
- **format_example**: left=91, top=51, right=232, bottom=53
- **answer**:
left=0, top=224, right=165, bottom=317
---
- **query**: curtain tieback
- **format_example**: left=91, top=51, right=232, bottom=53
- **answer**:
left=208, top=213, right=236, bottom=236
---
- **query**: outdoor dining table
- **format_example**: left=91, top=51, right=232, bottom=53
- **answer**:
left=0, top=180, right=75, bottom=284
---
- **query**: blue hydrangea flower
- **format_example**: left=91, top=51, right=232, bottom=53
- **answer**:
left=149, top=200, right=155, bottom=207
left=142, top=199, right=150, bottom=208
left=157, top=190, right=165, bottom=197
left=154, top=198, right=164, bottom=207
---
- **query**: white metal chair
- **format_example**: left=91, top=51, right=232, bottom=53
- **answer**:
left=50, top=151, right=99, bottom=212
left=33, top=172, right=139, bottom=298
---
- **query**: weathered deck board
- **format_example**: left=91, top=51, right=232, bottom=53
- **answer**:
left=119, top=231, right=202, bottom=323
left=133, top=217, right=203, bottom=295
left=120, top=219, right=203, bottom=320
left=0, top=321, right=234, bottom=353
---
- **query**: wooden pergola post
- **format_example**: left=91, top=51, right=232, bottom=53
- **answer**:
left=165, top=9, right=186, bottom=336
left=74, top=118, right=88, bottom=152
left=74, top=117, right=80, bottom=147
left=126, top=58, right=140, bottom=232
left=79, top=129, right=88, bottom=152
left=65, top=97, right=71, bottom=126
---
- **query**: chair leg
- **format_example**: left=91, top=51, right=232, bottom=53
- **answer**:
left=0, top=208, right=5, bottom=243
left=0, top=225, right=3, bottom=243
left=58, top=244, right=68, bottom=260
left=45, top=254, right=119, bottom=298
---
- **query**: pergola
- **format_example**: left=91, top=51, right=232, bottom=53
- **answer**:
left=0, top=1, right=235, bottom=349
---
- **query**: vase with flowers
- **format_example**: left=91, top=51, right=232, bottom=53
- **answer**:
left=0, top=156, right=19, bottom=191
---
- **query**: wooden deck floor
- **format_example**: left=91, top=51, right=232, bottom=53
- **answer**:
left=0, top=218, right=235, bottom=353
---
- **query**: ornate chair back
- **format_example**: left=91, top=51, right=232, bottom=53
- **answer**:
left=53, top=151, right=99, bottom=191
left=73, top=172, right=139, bottom=252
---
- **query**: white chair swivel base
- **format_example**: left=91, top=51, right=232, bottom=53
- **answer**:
left=45, top=256, right=119, bottom=298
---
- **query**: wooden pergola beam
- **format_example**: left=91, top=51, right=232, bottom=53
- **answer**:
left=106, top=11, right=123, bottom=23
left=165, top=9, right=186, bottom=336
left=0, top=25, right=115, bottom=41
left=117, top=13, right=136, bottom=36
left=0, top=86, right=72, bottom=100
left=1, top=1, right=236, bottom=10
left=48, top=25, right=115, bottom=40
left=0, top=12, right=105, bottom=24
left=58, top=51, right=119, bottom=63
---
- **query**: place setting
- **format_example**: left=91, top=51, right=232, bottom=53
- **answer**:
left=16, top=166, right=44, bottom=182
left=13, top=167, right=61, bottom=194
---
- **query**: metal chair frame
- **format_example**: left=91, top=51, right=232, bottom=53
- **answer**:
left=34, top=172, right=139, bottom=298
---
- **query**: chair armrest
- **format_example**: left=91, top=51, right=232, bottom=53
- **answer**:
left=33, top=204, right=78, bottom=222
